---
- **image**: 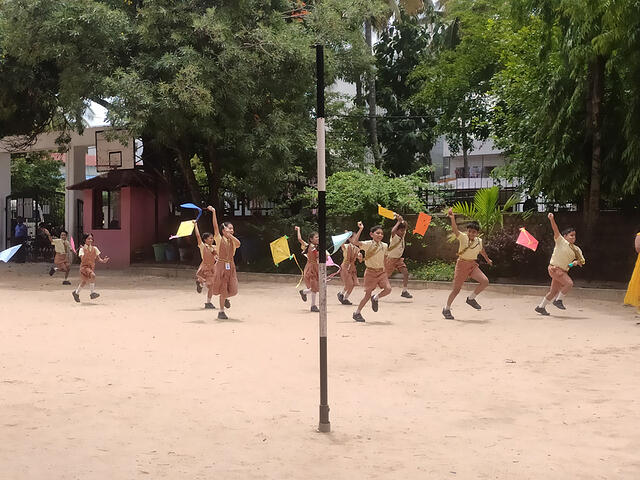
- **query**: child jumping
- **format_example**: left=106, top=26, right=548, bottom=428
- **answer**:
left=210, top=206, right=240, bottom=320
left=338, top=231, right=363, bottom=305
left=194, top=212, right=218, bottom=309
left=351, top=222, right=392, bottom=322
left=384, top=214, right=412, bottom=299
left=72, top=233, right=109, bottom=302
left=443, top=209, right=493, bottom=320
left=296, top=226, right=320, bottom=312
left=48, top=230, right=73, bottom=285
left=535, top=213, right=585, bottom=315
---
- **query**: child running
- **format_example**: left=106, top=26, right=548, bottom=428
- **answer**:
left=384, top=214, right=413, bottom=299
left=194, top=212, right=218, bottom=309
left=535, top=213, right=585, bottom=315
left=72, top=233, right=109, bottom=302
left=623, top=229, right=640, bottom=314
left=443, top=209, right=493, bottom=320
left=48, top=230, right=73, bottom=285
left=210, top=206, right=240, bottom=320
left=338, top=231, right=363, bottom=305
left=296, top=226, right=320, bottom=312
left=351, top=221, right=392, bottom=322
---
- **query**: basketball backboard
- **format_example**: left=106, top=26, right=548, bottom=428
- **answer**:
left=95, top=130, right=135, bottom=172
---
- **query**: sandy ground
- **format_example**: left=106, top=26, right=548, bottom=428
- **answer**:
left=0, top=264, right=639, bottom=480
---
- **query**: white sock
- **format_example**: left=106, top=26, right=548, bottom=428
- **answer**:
left=344, top=292, right=350, bottom=300
left=372, top=293, right=379, bottom=301
left=89, top=283, right=95, bottom=294
left=444, top=304, right=451, bottom=311
left=555, top=292, right=565, bottom=301
left=402, top=288, right=408, bottom=293
left=303, top=288, right=311, bottom=294
left=539, top=297, right=551, bottom=308
left=311, top=292, right=317, bottom=306
left=75, top=285, right=82, bottom=294
left=468, top=292, right=477, bottom=300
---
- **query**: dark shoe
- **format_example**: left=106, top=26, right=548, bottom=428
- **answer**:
left=218, top=311, right=228, bottom=320
left=400, top=290, right=413, bottom=299
left=552, top=299, right=566, bottom=310
left=442, top=308, right=454, bottom=320
left=311, top=305, right=320, bottom=312
left=353, top=312, right=365, bottom=322
left=72, top=291, right=80, bottom=303
left=225, top=299, right=231, bottom=309
left=62, top=280, right=71, bottom=285
left=90, top=292, right=100, bottom=299
left=204, top=302, right=215, bottom=309
left=196, top=281, right=202, bottom=293
left=299, top=290, right=307, bottom=302
left=49, top=267, right=55, bottom=276
left=535, top=306, right=550, bottom=316
left=466, top=297, right=482, bottom=310
left=337, top=292, right=344, bottom=304
left=371, top=295, right=379, bottom=312
left=343, top=299, right=353, bottom=305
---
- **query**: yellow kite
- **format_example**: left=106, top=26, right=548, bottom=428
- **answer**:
left=378, top=204, right=396, bottom=220
left=170, top=221, right=195, bottom=239
left=270, top=235, right=292, bottom=265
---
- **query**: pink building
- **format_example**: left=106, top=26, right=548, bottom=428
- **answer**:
left=67, top=169, right=170, bottom=268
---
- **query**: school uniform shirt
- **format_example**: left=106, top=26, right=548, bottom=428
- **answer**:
left=52, top=239, right=71, bottom=255
left=360, top=240, right=388, bottom=269
left=79, top=246, right=101, bottom=258
left=387, top=234, right=405, bottom=259
left=198, top=243, right=217, bottom=259
left=549, top=236, right=585, bottom=271
left=456, top=232, right=483, bottom=261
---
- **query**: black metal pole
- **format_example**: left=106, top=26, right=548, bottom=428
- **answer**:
left=315, top=44, right=330, bottom=433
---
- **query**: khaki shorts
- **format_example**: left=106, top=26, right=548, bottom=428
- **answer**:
left=453, top=258, right=479, bottom=288
left=363, top=268, right=391, bottom=292
left=384, top=256, right=407, bottom=276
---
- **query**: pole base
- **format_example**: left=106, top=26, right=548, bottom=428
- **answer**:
left=318, top=422, right=331, bottom=433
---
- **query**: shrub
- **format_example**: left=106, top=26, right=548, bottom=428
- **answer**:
left=407, top=259, right=455, bottom=281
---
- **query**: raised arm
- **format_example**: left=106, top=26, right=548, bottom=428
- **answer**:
left=350, top=221, right=365, bottom=247
left=208, top=206, right=220, bottom=238
left=391, top=214, right=404, bottom=237
left=294, top=226, right=306, bottom=247
left=448, top=208, right=460, bottom=237
left=548, top=212, right=561, bottom=239
left=193, top=220, right=203, bottom=245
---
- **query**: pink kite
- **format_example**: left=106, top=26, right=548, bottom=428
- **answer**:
left=516, top=228, right=538, bottom=251
left=70, top=236, right=77, bottom=254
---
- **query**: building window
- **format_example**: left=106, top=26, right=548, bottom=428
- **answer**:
left=93, top=189, right=121, bottom=229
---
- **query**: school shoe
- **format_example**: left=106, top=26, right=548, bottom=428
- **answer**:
left=353, top=312, right=365, bottom=322
left=218, top=311, right=228, bottom=320
left=72, top=291, right=80, bottom=303
left=342, top=298, right=353, bottom=305
left=225, top=299, right=231, bottom=309
left=552, top=299, right=566, bottom=310
left=62, top=280, right=71, bottom=285
left=204, top=302, right=215, bottom=309
left=196, top=281, right=202, bottom=293
left=90, top=292, right=100, bottom=300
left=311, top=305, right=320, bottom=313
left=49, top=267, right=55, bottom=276
left=299, top=290, right=307, bottom=302
left=465, top=297, right=482, bottom=310
left=371, top=295, right=379, bottom=312
left=337, top=292, right=344, bottom=304
left=400, top=291, right=413, bottom=299
left=535, top=306, right=550, bottom=316
left=442, top=308, right=454, bottom=320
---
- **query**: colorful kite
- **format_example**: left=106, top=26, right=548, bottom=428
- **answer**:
left=180, top=202, right=203, bottom=221
left=69, top=236, right=77, bottom=254
left=330, top=231, right=352, bottom=254
left=378, top=204, right=396, bottom=220
left=516, top=228, right=539, bottom=251
left=170, top=221, right=196, bottom=239
left=0, top=244, right=22, bottom=263
left=413, top=213, right=432, bottom=236
left=270, top=235, right=293, bottom=266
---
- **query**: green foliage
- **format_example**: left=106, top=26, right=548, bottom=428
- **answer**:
left=406, top=259, right=455, bottom=282
left=451, top=186, right=520, bottom=236
left=11, top=153, right=64, bottom=194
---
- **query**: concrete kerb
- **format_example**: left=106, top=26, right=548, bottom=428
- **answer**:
left=128, top=265, right=625, bottom=303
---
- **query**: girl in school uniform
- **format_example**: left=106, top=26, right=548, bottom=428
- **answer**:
left=623, top=229, right=640, bottom=313
left=443, top=209, right=493, bottom=320
left=535, top=213, right=586, bottom=315
left=350, top=222, right=392, bottom=322
left=210, top=206, right=241, bottom=320
left=338, top=231, right=363, bottom=305
left=194, top=214, right=218, bottom=309
left=48, top=230, right=73, bottom=285
left=296, top=226, right=320, bottom=312
left=384, top=214, right=412, bottom=299
left=72, top=233, right=109, bottom=302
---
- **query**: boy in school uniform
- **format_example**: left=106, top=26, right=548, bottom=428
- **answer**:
left=350, top=222, right=392, bottom=322
left=384, top=214, right=412, bottom=299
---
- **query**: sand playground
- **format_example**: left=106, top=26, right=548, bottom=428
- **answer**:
left=0, top=263, right=639, bottom=479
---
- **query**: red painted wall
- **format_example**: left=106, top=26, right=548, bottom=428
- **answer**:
left=130, top=187, right=170, bottom=258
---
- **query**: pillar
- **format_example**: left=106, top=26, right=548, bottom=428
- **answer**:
left=65, top=146, right=87, bottom=242
left=0, top=152, right=10, bottom=249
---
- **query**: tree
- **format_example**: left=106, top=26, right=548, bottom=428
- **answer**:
left=10, top=153, right=64, bottom=194
left=451, top=186, right=519, bottom=236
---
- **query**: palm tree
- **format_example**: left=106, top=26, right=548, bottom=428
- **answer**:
left=451, top=186, right=520, bottom=236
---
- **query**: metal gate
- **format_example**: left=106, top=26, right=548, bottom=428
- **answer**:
left=5, top=191, right=65, bottom=262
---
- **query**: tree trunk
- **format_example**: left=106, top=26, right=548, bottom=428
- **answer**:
left=176, top=149, right=201, bottom=203
left=585, top=56, right=605, bottom=238
left=364, top=20, right=382, bottom=168
left=203, top=143, right=222, bottom=213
